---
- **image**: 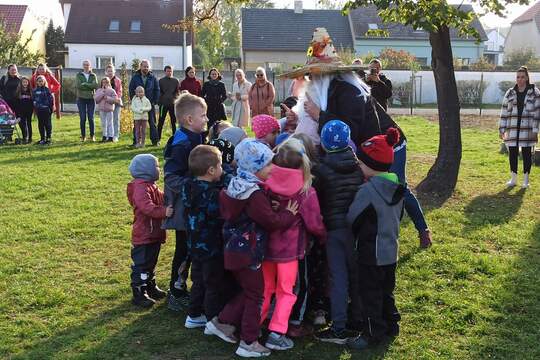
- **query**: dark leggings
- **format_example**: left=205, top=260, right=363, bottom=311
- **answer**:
left=508, top=146, right=532, bottom=174
left=18, top=110, right=33, bottom=140
left=37, top=109, right=52, bottom=141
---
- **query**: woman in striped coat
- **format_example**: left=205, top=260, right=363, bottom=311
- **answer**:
left=499, top=66, right=540, bottom=188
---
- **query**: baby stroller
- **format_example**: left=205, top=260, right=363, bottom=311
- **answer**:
left=0, top=98, right=21, bottom=145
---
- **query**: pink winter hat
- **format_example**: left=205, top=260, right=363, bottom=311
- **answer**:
left=251, top=114, right=280, bottom=139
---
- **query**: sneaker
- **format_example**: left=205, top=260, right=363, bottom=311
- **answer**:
left=167, top=290, right=190, bottom=312
left=113, top=137, right=119, bottom=142
left=185, top=314, right=208, bottom=329
left=287, top=323, right=313, bottom=338
left=204, top=316, right=238, bottom=343
left=37, top=140, right=46, bottom=145
left=235, top=340, right=271, bottom=358
left=80, top=136, right=86, bottom=142
left=101, top=136, right=107, bottom=142
left=313, top=310, right=327, bottom=326
left=506, top=172, right=517, bottom=187
left=107, top=137, right=114, bottom=142
left=131, top=286, right=155, bottom=308
left=45, top=139, right=51, bottom=145
left=265, top=332, right=294, bottom=350
left=147, top=282, right=167, bottom=300
left=315, top=327, right=358, bottom=345
left=522, top=173, right=530, bottom=189
left=91, top=136, right=96, bottom=142
left=347, top=335, right=370, bottom=350
left=419, top=229, right=432, bottom=248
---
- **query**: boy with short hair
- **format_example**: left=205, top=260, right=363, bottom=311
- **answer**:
left=346, top=128, right=404, bottom=350
left=163, top=92, right=208, bottom=311
left=127, top=154, right=173, bottom=308
left=181, top=144, right=232, bottom=329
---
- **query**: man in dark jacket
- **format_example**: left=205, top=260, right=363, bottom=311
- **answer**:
left=366, top=59, right=392, bottom=111
left=129, top=59, right=160, bottom=145
left=158, top=65, right=179, bottom=141
left=313, top=120, right=364, bottom=345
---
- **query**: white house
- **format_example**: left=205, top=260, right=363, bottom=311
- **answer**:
left=61, top=0, right=193, bottom=70
left=505, top=1, right=540, bottom=57
left=484, top=27, right=508, bottom=65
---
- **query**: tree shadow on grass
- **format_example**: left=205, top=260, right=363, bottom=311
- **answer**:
left=462, top=187, right=525, bottom=235
left=468, top=221, right=540, bottom=359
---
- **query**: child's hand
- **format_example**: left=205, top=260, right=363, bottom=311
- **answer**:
left=165, top=205, right=174, bottom=218
left=285, top=200, right=299, bottom=216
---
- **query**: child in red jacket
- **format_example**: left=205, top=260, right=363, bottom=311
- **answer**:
left=127, top=154, right=173, bottom=308
left=260, top=137, right=326, bottom=350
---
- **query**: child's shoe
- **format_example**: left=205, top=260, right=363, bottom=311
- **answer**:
left=419, top=229, right=432, bottom=248
left=91, top=136, right=96, bottom=142
left=37, top=140, right=46, bottom=145
left=107, top=137, right=114, bottom=142
left=45, top=138, right=51, bottom=145
left=507, top=172, right=517, bottom=187
left=101, top=136, right=107, bottom=142
left=235, top=340, right=271, bottom=358
left=204, top=317, right=238, bottom=343
left=185, top=314, right=208, bottom=329
left=167, top=290, right=190, bottom=312
left=131, top=286, right=155, bottom=308
left=113, top=136, right=119, bottom=142
left=346, top=335, right=371, bottom=350
left=265, top=332, right=294, bottom=350
left=147, top=280, right=167, bottom=300
left=315, top=327, right=358, bottom=345
left=522, top=173, right=530, bottom=189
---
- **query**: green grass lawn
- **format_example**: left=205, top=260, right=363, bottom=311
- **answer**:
left=1, top=115, right=539, bottom=360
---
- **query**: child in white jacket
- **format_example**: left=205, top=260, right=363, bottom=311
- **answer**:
left=132, top=86, right=152, bottom=148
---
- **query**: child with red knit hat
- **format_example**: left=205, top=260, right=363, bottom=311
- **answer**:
left=346, top=128, right=405, bottom=350
left=251, top=114, right=281, bottom=148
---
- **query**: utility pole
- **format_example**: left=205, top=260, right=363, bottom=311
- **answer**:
left=182, top=0, right=187, bottom=69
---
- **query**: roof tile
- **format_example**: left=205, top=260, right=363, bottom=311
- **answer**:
left=0, top=5, right=27, bottom=33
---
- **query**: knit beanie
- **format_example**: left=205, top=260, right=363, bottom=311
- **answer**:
left=219, top=126, right=247, bottom=146
left=321, top=120, right=350, bottom=152
left=234, top=138, right=275, bottom=174
left=251, top=114, right=281, bottom=139
left=209, top=138, right=235, bottom=164
left=129, top=154, right=159, bottom=181
left=357, top=128, right=400, bottom=172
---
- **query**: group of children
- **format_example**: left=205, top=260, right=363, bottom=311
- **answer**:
left=127, top=91, right=406, bottom=357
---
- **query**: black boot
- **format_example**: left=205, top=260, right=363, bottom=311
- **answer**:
left=132, top=285, right=155, bottom=308
left=147, top=279, right=167, bottom=300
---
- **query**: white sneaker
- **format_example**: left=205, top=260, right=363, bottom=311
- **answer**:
left=522, top=173, right=530, bottom=189
left=204, top=316, right=237, bottom=343
left=113, top=136, right=119, bottom=142
left=235, top=340, right=271, bottom=358
left=506, top=172, right=517, bottom=187
left=184, top=314, right=207, bottom=329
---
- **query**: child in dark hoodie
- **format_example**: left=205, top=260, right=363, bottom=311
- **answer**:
left=313, top=120, right=364, bottom=344
left=346, top=128, right=404, bottom=350
left=204, top=139, right=299, bottom=358
left=127, top=154, right=173, bottom=308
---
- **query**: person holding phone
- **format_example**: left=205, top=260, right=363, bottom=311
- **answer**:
left=365, top=59, right=392, bottom=111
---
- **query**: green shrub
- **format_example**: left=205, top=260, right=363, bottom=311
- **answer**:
left=498, top=81, right=514, bottom=95
left=391, top=81, right=413, bottom=107
left=61, top=77, right=77, bottom=103
left=457, top=80, right=488, bottom=107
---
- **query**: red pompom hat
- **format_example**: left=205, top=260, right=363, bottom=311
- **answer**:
left=357, top=128, right=400, bottom=171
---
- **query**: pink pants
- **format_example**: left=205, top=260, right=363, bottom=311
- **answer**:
left=260, top=260, right=298, bottom=334
left=134, top=120, right=147, bottom=146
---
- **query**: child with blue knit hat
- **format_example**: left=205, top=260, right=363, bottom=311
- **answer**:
left=313, top=120, right=365, bottom=344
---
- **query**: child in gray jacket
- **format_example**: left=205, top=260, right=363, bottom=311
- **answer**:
left=346, top=128, right=405, bottom=350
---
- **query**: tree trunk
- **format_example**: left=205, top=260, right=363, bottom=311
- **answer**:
left=416, top=26, right=461, bottom=199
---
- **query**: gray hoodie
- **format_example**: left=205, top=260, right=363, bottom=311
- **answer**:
left=347, top=174, right=404, bottom=266
left=129, top=154, right=159, bottom=181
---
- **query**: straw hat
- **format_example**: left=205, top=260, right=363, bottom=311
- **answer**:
left=279, top=27, right=365, bottom=79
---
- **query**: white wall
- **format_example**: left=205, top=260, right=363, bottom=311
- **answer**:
left=505, top=22, right=540, bottom=56
left=66, top=43, right=193, bottom=70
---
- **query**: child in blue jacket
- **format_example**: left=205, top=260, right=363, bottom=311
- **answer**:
left=33, top=75, right=54, bottom=145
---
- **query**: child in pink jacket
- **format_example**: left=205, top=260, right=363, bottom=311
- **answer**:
left=260, top=137, right=326, bottom=351
left=94, top=77, right=118, bottom=142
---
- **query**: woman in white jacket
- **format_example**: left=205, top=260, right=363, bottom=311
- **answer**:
left=132, top=86, right=152, bottom=148
left=230, top=69, right=252, bottom=128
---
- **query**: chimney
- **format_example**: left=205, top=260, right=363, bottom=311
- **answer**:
left=294, top=0, right=303, bottom=14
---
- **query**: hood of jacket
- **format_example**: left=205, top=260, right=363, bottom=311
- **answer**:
left=129, top=154, right=159, bottom=181
left=264, top=165, right=304, bottom=197
left=369, top=174, right=404, bottom=206
left=323, top=147, right=360, bottom=174
left=219, top=188, right=252, bottom=222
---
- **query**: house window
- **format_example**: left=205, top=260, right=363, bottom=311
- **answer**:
left=130, top=20, right=141, bottom=32
left=416, top=57, right=428, bottom=66
left=461, top=58, right=470, bottom=65
left=96, top=56, right=115, bottom=69
left=368, top=23, right=378, bottom=30
left=108, top=20, right=119, bottom=32
left=151, top=57, right=164, bottom=70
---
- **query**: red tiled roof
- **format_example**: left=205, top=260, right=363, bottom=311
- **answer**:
left=512, top=1, right=540, bottom=24
left=0, top=5, right=28, bottom=33
left=64, top=0, right=192, bottom=46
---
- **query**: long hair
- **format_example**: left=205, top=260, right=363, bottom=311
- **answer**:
left=517, top=66, right=531, bottom=86
left=16, top=76, right=31, bottom=99
left=274, top=137, right=312, bottom=193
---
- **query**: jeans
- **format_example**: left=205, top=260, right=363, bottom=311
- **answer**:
left=132, top=105, right=158, bottom=145
left=100, top=111, right=114, bottom=138
left=36, top=109, right=52, bottom=141
left=158, top=104, right=176, bottom=141
left=508, top=146, right=532, bottom=174
left=112, top=105, right=121, bottom=139
left=77, top=98, right=95, bottom=138
left=389, top=143, right=429, bottom=233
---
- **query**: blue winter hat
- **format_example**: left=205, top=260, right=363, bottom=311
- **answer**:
left=321, top=120, right=351, bottom=152
left=129, top=154, right=159, bottom=181
left=234, top=138, right=275, bottom=174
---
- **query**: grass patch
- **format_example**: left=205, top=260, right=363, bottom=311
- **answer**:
left=1, top=116, right=539, bottom=359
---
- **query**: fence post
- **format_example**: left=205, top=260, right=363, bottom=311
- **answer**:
left=409, top=72, right=414, bottom=116
left=479, top=72, right=484, bottom=116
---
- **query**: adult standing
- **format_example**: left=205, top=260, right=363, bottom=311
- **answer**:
left=105, top=64, right=123, bottom=142
left=76, top=60, right=99, bottom=141
left=230, top=69, right=252, bottom=128
left=129, top=59, right=160, bottom=146
left=0, top=64, right=22, bottom=114
left=201, top=68, right=227, bottom=128
left=179, top=66, right=201, bottom=96
left=31, top=63, right=61, bottom=108
left=157, top=65, right=179, bottom=141
left=249, top=67, right=275, bottom=116
left=499, top=66, right=540, bottom=189
left=365, top=59, right=393, bottom=111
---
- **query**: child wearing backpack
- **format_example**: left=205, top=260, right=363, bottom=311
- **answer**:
left=260, top=137, right=326, bottom=350
left=127, top=154, right=173, bottom=308
left=32, top=75, right=54, bottom=145
left=204, top=139, right=299, bottom=358
left=94, top=77, right=118, bottom=142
